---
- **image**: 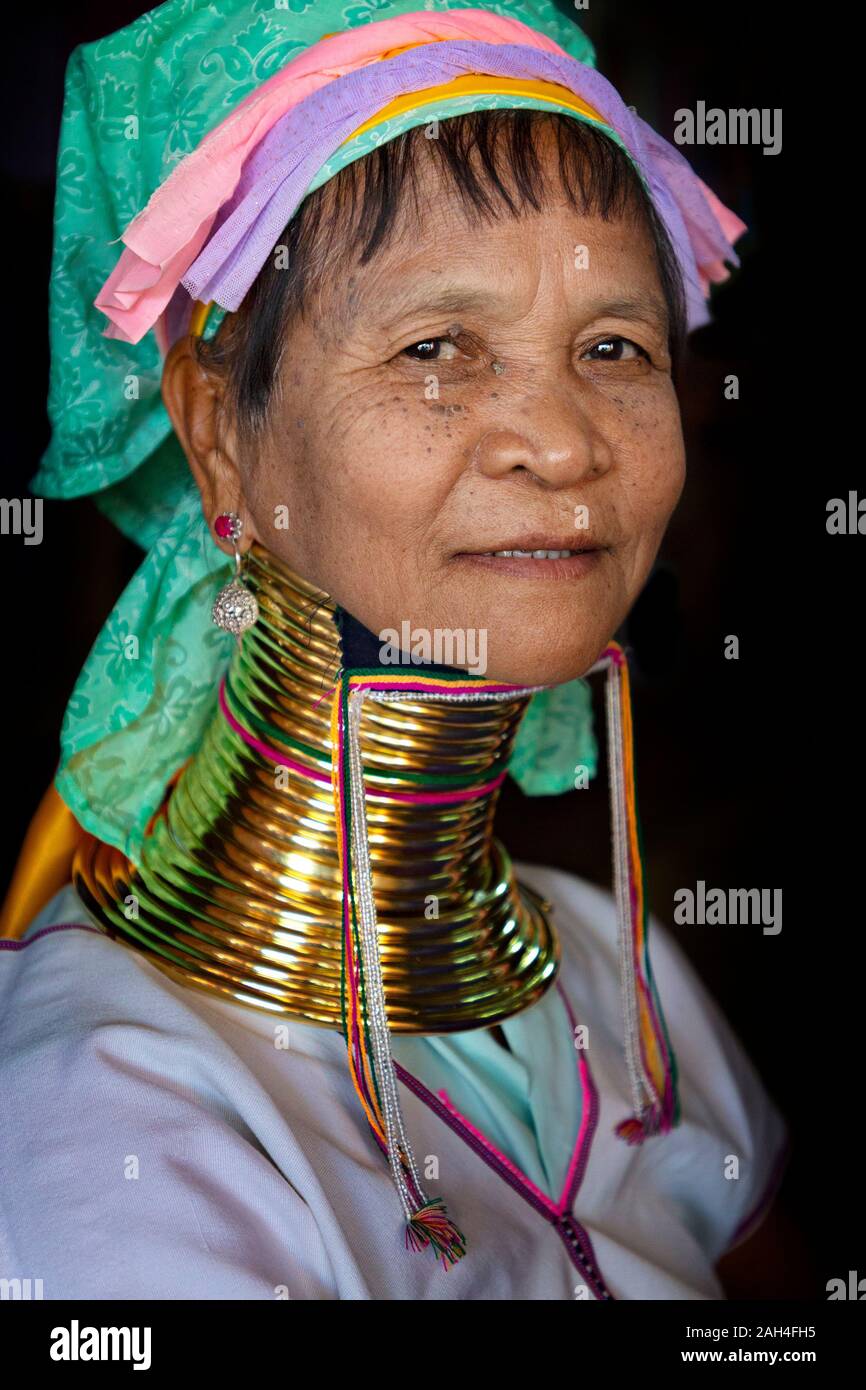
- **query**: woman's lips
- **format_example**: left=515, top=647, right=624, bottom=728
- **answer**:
left=454, top=547, right=606, bottom=580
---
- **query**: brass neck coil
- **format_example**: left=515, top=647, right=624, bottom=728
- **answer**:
left=72, top=542, right=559, bottom=1032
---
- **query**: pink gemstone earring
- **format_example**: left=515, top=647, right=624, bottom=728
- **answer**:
left=211, top=512, right=259, bottom=636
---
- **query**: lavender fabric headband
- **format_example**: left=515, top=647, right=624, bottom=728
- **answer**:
left=181, top=39, right=740, bottom=334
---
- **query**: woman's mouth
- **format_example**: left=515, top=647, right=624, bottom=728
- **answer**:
left=480, top=548, right=582, bottom=558
left=454, top=543, right=606, bottom=579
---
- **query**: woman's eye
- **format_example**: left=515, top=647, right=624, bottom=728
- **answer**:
left=401, top=336, right=461, bottom=363
left=582, top=336, right=649, bottom=363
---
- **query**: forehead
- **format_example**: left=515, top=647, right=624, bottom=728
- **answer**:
left=328, top=203, right=665, bottom=341
left=312, top=125, right=665, bottom=332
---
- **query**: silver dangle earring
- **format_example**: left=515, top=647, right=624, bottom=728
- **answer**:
left=211, top=511, right=259, bottom=636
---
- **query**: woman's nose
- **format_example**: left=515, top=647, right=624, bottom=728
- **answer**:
left=470, top=386, right=614, bottom=489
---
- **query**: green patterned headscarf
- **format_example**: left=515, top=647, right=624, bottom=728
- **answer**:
left=37, top=0, right=744, bottom=859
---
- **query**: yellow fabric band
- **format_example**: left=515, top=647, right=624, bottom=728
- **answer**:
left=343, top=72, right=607, bottom=143
left=0, top=784, right=85, bottom=940
left=189, top=299, right=214, bottom=337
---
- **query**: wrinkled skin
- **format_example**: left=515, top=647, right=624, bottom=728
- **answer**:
left=164, top=125, right=685, bottom=686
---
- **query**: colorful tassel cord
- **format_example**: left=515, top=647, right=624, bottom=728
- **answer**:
left=588, top=642, right=681, bottom=1144
left=329, top=668, right=546, bottom=1267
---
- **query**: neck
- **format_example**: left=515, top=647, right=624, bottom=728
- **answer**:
left=73, top=542, right=559, bottom=1033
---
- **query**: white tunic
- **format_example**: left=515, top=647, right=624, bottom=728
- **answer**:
left=0, top=862, right=788, bottom=1300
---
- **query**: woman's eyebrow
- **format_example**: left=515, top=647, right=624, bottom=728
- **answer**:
left=372, top=283, right=496, bottom=331
left=585, top=292, right=670, bottom=331
left=352, top=281, right=670, bottom=335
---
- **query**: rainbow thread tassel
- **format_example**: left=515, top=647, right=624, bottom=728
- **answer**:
left=588, top=642, right=681, bottom=1144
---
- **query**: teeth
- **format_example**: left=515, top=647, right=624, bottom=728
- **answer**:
left=491, top=549, right=576, bottom=559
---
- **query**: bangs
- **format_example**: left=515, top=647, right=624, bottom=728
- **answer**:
left=196, top=109, right=687, bottom=439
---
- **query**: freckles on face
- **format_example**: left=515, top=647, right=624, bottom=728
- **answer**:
left=250, top=356, right=467, bottom=612
left=594, top=384, right=686, bottom=588
left=243, top=141, right=686, bottom=684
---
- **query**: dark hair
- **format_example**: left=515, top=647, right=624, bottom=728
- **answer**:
left=195, top=108, right=687, bottom=445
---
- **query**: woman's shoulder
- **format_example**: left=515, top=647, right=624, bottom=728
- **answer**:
left=0, top=884, right=336, bottom=1299
left=0, top=883, right=221, bottom=1055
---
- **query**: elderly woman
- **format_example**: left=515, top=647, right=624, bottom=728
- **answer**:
left=0, top=0, right=791, bottom=1300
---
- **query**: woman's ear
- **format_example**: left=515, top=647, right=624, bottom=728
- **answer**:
left=161, top=335, right=259, bottom=548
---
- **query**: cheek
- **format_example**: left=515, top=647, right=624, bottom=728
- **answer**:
left=610, top=384, right=685, bottom=541
left=246, top=376, right=468, bottom=599
left=304, top=381, right=466, bottom=533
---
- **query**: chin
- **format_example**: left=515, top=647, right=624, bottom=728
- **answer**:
left=477, top=635, right=612, bottom=688
left=437, top=563, right=630, bottom=686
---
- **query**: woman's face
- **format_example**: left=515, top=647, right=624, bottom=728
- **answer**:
left=173, top=128, right=686, bottom=686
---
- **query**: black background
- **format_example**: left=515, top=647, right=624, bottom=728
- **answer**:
left=2, top=2, right=850, bottom=1299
